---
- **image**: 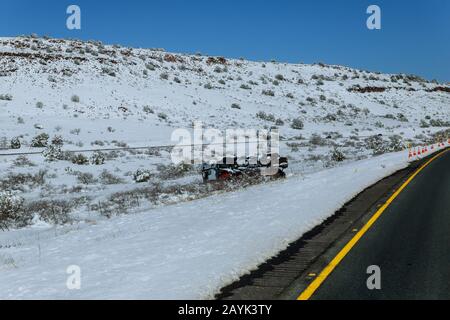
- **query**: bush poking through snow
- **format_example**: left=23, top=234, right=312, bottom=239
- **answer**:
left=364, top=135, right=405, bottom=155
left=133, top=169, right=153, bottom=183
left=330, top=148, right=346, bottom=162
left=51, top=135, right=64, bottom=146
left=429, top=118, right=450, bottom=127
left=256, top=111, right=276, bottom=122
left=0, top=94, right=13, bottom=101
left=309, top=134, right=327, bottom=146
left=0, top=171, right=46, bottom=192
left=71, top=153, right=89, bottom=165
left=10, top=137, right=21, bottom=149
left=157, top=163, right=193, bottom=180
left=27, top=200, right=73, bottom=225
left=43, top=145, right=64, bottom=162
left=13, top=155, right=35, bottom=167
left=262, top=89, right=275, bottom=96
left=0, top=191, right=26, bottom=230
left=76, top=172, right=97, bottom=185
left=157, top=112, right=168, bottom=121
left=142, top=106, right=154, bottom=114
left=31, top=133, right=49, bottom=147
left=102, top=67, right=116, bottom=77
left=90, top=151, right=106, bottom=165
left=420, top=120, right=430, bottom=128
left=71, top=95, right=80, bottom=103
left=99, top=170, right=124, bottom=185
left=291, top=118, right=304, bottom=130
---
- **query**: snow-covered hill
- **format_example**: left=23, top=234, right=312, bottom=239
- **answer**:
left=0, top=34, right=449, bottom=229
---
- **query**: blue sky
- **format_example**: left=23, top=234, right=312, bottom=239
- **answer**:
left=1, top=0, right=449, bottom=81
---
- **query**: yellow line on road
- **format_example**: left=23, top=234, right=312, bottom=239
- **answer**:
left=297, top=149, right=449, bottom=300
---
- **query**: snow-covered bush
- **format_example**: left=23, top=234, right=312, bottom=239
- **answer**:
left=10, top=137, right=21, bottom=149
left=143, top=106, right=154, bottom=114
left=0, top=171, right=46, bottom=192
left=76, top=172, right=97, bottom=185
left=133, top=169, right=153, bottom=183
left=291, top=118, right=304, bottom=130
left=90, top=151, right=105, bottom=165
left=31, top=133, right=49, bottom=147
left=71, top=95, right=80, bottom=103
left=27, top=199, right=73, bottom=225
left=36, top=101, right=44, bottom=108
left=157, top=112, right=168, bottom=120
left=397, top=113, right=408, bottom=122
left=145, top=63, right=156, bottom=71
left=43, top=145, right=63, bottom=162
left=364, top=135, right=385, bottom=154
left=420, top=119, right=430, bottom=128
left=364, top=135, right=404, bottom=155
left=262, top=89, right=275, bottom=96
left=51, top=135, right=64, bottom=146
left=388, top=135, right=405, bottom=152
left=330, top=148, right=346, bottom=162
left=0, top=94, right=12, bottom=101
left=71, top=153, right=89, bottom=165
left=309, top=133, right=327, bottom=146
left=99, top=170, right=124, bottom=185
left=256, top=111, right=275, bottom=122
left=0, top=191, right=25, bottom=229
left=13, top=155, right=35, bottom=167
left=157, top=163, right=193, bottom=180
left=430, top=118, right=449, bottom=127
left=102, top=67, right=116, bottom=77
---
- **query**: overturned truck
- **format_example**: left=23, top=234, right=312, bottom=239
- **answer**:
left=201, top=154, right=288, bottom=182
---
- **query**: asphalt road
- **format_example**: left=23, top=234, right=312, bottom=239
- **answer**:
left=311, top=149, right=450, bottom=300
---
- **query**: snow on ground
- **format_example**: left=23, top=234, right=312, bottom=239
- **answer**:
left=0, top=35, right=449, bottom=299
left=0, top=146, right=446, bottom=300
